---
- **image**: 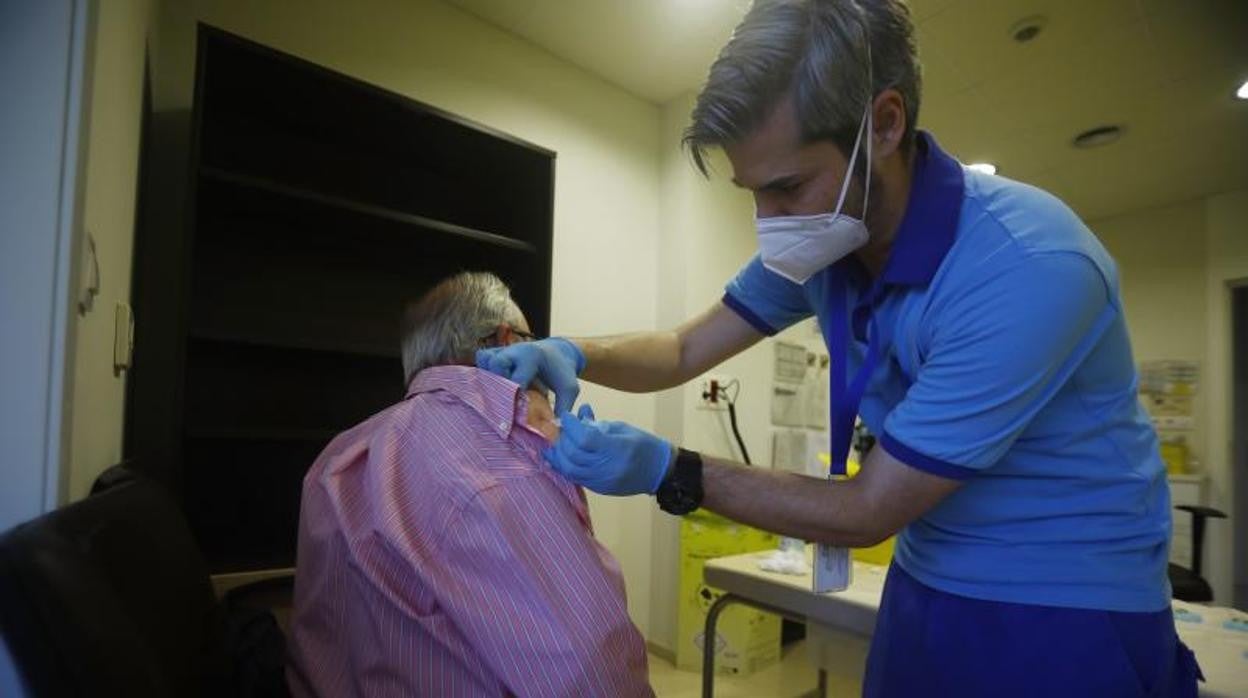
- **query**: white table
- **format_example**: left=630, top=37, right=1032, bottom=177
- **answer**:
left=700, top=551, right=886, bottom=697
left=702, top=549, right=1248, bottom=697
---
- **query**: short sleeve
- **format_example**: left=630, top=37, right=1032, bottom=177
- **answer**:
left=882, top=252, right=1117, bottom=479
left=722, top=254, right=814, bottom=335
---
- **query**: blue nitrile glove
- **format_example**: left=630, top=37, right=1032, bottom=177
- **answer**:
left=475, top=337, right=585, bottom=414
left=543, top=404, right=674, bottom=496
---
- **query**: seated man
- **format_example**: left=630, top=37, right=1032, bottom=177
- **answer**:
left=287, top=272, right=652, bottom=697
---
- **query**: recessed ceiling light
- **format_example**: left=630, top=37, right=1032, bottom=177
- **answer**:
left=1237, top=79, right=1248, bottom=100
left=1009, top=16, right=1047, bottom=43
left=967, top=162, right=998, bottom=175
left=1072, top=125, right=1125, bottom=149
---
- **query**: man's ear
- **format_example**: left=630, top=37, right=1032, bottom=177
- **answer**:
left=871, top=89, right=906, bottom=160
left=494, top=323, right=515, bottom=346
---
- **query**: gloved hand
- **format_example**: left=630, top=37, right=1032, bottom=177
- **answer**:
left=543, top=405, right=674, bottom=496
left=475, top=337, right=585, bottom=414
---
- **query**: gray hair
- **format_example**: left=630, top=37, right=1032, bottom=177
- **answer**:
left=684, top=0, right=922, bottom=176
left=400, top=271, right=524, bottom=384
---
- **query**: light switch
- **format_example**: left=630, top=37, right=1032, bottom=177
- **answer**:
left=114, top=302, right=134, bottom=375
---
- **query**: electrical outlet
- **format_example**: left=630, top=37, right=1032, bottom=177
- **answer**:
left=697, top=374, right=733, bottom=411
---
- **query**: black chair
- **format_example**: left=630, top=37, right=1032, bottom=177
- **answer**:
left=0, top=468, right=287, bottom=697
left=1168, top=504, right=1228, bottom=603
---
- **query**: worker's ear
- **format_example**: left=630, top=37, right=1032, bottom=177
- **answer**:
left=871, top=89, right=906, bottom=161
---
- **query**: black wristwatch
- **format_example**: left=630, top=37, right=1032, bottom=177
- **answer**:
left=656, top=448, right=703, bottom=516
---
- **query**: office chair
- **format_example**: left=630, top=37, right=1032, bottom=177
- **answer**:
left=0, top=467, right=288, bottom=697
left=0, top=470, right=232, bottom=697
left=1168, top=504, right=1228, bottom=603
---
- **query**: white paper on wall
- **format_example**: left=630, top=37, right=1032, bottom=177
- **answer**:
left=773, top=341, right=808, bottom=382
left=770, top=429, right=831, bottom=479
left=805, top=353, right=829, bottom=429
left=771, top=429, right=807, bottom=474
left=771, top=382, right=804, bottom=427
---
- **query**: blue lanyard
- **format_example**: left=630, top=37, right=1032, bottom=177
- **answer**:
left=824, top=266, right=889, bottom=476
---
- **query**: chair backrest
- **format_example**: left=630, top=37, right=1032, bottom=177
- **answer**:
left=0, top=474, right=232, bottom=697
left=1175, top=504, right=1228, bottom=578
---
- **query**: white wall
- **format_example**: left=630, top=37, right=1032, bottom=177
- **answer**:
left=1, top=1, right=94, bottom=693
left=0, top=0, right=92, bottom=528
left=1093, top=201, right=1210, bottom=465
left=1091, top=190, right=1248, bottom=606
left=1202, top=189, right=1248, bottom=608
left=69, top=0, right=157, bottom=502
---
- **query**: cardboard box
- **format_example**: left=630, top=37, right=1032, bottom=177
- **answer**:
left=676, top=511, right=781, bottom=675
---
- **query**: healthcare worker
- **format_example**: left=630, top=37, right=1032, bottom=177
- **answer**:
left=478, top=1, right=1200, bottom=695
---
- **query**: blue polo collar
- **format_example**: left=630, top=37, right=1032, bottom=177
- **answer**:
left=876, top=131, right=964, bottom=287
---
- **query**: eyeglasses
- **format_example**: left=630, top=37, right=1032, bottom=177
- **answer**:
left=474, top=329, right=539, bottom=347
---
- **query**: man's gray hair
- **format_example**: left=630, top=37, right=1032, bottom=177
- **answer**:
left=684, top=0, right=921, bottom=176
left=400, top=271, right=524, bottom=384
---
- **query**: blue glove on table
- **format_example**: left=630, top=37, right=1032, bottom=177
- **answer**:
left=475, top=337, right=585, bottom=414
left=543, top=405, right=674, bottom=496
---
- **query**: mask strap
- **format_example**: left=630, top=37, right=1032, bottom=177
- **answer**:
left=832, top=105, right=870, bottom=215
left=861, top=106, right=872, bottom=223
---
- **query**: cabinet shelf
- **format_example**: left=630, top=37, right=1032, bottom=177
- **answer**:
left=129, top=26, right=553, bottom=575
left=185, top=427, right=340, bottom=442
left=189, top=327, right=401, bottom=360
left=200, top=166, right=538, bottom=254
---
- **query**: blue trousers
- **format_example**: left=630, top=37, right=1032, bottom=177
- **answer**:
left=864, top=564, right=1203, bottom=697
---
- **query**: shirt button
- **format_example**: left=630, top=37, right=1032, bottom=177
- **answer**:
left=499, top=421, right=508, bottom=430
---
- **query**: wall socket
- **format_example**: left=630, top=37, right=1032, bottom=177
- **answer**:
left=697, top=374, right=733, bottom=411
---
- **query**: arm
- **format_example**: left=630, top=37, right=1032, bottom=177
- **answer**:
left=699, top=444, right=961, bottom=547
left=476, top=300, right=764, bottom=412
left=548, top=251, right=1114, bottom=525
left=576, top=301, right=765, bottom=392
left=547, top=405, right=959, bottom=544
left=432, top=476, right=651, bottom=698
left=478, top=255, right=808, bottom=408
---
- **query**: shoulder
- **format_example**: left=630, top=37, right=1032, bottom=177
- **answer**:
left=936, top=170, right=1119, bottom=301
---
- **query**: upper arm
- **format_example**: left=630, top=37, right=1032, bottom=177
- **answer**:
left=432, top=477, right=649, bottom=697
left=674, top=301, right=766, bottom=379
left=721, top=254, right=813, bottom=335
left=882, top=252, right=1115, bottom=477
left=675, top=254, right=815, bottom=378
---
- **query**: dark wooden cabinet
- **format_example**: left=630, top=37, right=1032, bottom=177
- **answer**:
left=126, top=26, right=554, bottom=573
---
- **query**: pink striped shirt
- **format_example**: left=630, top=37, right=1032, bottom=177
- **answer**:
left=286, top=366, right=651, bottom=697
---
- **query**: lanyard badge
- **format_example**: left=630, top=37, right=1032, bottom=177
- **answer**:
left=814, top=267, right=887, bottom=593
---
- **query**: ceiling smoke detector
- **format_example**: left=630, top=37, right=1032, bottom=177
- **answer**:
left=1072, top=125, right=1125, bottom=149
left=1009, top=16, right=1047, bottom=43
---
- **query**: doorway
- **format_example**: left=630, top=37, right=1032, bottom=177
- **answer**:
left=1232, top=284, right=1248, bottom=610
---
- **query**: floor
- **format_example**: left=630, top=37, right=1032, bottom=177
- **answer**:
left=647, top=641, right=860, bottom=698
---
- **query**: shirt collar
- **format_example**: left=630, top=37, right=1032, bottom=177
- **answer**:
left=406, top=365, right=522, bottom=439
left=878, top=131, right=964, bottom=286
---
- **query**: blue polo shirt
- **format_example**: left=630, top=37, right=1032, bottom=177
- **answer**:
left=723, top=132, right=1171, bottom=612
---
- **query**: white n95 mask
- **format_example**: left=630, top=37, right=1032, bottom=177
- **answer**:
left=756, top=106, right=873, bottom=285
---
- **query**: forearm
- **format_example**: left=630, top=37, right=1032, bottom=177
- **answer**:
left=576, top=330, right=690, bottom=392
left=698, top=455, right=883, bottom=547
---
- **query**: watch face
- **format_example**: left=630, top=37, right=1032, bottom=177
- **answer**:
left=659, top=449, right=702, bottom=515
left=659, top=483, right=696, bottom=514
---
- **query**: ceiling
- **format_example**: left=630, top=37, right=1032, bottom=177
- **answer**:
left=447, top=0, right=1248, bottom=220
